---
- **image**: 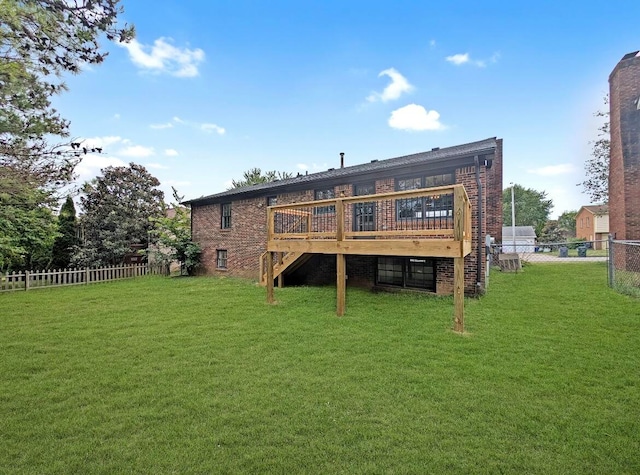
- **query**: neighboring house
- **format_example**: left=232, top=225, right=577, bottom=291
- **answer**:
left=609, top=51, right=640, bottom=242
left=184, top=137, right=503, bottom=296
left=576, top=205, right=609, bottom=250
left=501, top=226, right=536, bottom=253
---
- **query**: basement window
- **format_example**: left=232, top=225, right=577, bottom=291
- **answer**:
left=377, top=257, right=435, bottom=291
left=217, top=250, right=228, bottom=269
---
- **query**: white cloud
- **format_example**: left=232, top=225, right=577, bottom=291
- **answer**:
left=367, top=68, right=414, bottom=102
left=151, top=116, right=226, bottom=135
left=164, top=149, right=179, bottom=157
left=119, top=145, right=155, bottom=158
left=201, top=123, right=226, bottom=135
left=113, top=113, right=121, bottom=120
left=80, top=136, right=125, bottom=149
left=145, top=162, right=169, bottom=170
left=388, top=104, right=444, bottom=131
left=446, top=51, right=500, bottom=68
left=75, top=155, right=128, bottom=183
left=446, top=53, right=471, bottom=65
left=118, top=37, right=205, bottom=77
left=150, top=122, right=174, bottom=129
left=527, top=164, right=575, bottom=176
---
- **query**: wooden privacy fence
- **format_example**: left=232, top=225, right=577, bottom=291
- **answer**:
left=0, top=263, right=169, bottom=292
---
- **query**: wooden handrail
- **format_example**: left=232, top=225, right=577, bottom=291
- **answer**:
left=266, top=184, right=472, bottom=258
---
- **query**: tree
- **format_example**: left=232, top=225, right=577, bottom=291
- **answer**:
left=538, top=211, right=577, bottom=244
left=580, top=95, right=609, bottom=204
left=50, top=196, right=78, bottom=269
left=0, top=0, right=134, bottom=188
left=0, top=169, right=57, bottom=271
left=150, top=188, right=201, bottom=275
left=230, top=168, right=293, bottom=188
left=73, top=164, right=164, bottom=267
left=502, top=184, right=553, bottom=236
left=557, top=210, right=577, bottom=238
left=538, top=220, right=563, bottom=244
left=1, top=1, right=133, bottom=271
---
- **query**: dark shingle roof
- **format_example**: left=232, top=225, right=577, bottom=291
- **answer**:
left=184, top=137, right=498, bottom=205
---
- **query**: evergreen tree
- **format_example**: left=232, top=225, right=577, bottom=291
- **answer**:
left=230, top=168, right=293, bottom=188
left=51, top=196, right=78, bottom=269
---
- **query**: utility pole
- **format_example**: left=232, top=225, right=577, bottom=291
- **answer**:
left=511, top=183, right=516, bottom=253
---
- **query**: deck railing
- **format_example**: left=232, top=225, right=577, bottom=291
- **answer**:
left=266, top=184, right=472, bottom=258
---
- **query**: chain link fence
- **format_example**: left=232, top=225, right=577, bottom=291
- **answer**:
left=487, top=236, right=639, bottom=299
left=490, top=240, right=609, bottom=264
left=608, top=239, right=640, bottom=298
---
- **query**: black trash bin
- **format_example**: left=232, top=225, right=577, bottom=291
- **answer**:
left=559, top=246, right=568, bottom=258
left=577, top=246, right=587, bottom=258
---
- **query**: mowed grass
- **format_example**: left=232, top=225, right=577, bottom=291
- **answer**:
left=1, top=263, right=639, bottom=474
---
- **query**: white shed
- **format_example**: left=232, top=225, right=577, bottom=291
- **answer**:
left=502, top=226, right=536, bottom=253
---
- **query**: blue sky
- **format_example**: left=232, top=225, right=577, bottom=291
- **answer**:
left=55, top=0, right=639, bottom=218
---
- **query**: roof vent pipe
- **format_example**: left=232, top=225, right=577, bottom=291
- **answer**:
left=340, top=152, right=345, bottom=168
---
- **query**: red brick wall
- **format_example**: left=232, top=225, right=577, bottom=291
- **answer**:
left=456, top=166, right=485, bottom=294
left=191, top=158, right=500, bottom=296
left=575, top=208, right=595, bottom=241
left=191, top=198, right=270, bottom=279
left=609, top=53, right=640, bottom=241
left=486, top=139, right=504, bottom=242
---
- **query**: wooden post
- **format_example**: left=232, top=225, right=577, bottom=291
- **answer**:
left=336, top=199, right=344, bottom=242
left=453, top=257, right=464, bottom=332
left=453, top=185, right=465, bottom=333
left=266, top=251, right=274, bottom=303
left=267, top=207, right=275, bottom=242
left=336, top=253, right=346, bottom=316
left=277, top=252, right=284, bottom=288
left=25, top=271, right=30, bottom=291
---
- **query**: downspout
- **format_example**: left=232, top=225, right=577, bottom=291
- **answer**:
left=474, top=155, right=483, bottom=293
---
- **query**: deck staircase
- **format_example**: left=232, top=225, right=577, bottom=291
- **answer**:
left=259, top=251, right=312, bottom=286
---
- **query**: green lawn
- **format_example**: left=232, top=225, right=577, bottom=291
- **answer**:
left=1, top=263, right=639, bottom=474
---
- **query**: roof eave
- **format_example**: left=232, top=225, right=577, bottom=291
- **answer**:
left=184, top=143, right=498, bottom=206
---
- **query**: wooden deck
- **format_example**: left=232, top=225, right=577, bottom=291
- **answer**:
left=263, top=184, right=473, bottom=331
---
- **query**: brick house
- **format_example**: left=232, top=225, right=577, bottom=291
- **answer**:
left=185, top=137, right=503, bottom=297
left=609, top=51, right=640, bottom=241
left=576, top=205, right=609, bottom=250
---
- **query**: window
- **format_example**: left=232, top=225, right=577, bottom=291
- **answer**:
left=397, top=177, right=422, bottom=191
left=221, top=203, right=231, bottom=229
left=586, top=217, right=590, bottom=227
left=216, top=250, right=228, bottom=269
left=396, top=177, right=423, bottom=219
left=267, top=196, right=278, bottom=206
left=377, top=257, right=435, bottom=291
left=353, top=183, right=376, bottom=233
left=314, top=188, right=335, bottom=214
left=424, top=172, right=454, bottom=188
left=396, top=174, right=454, bottom=221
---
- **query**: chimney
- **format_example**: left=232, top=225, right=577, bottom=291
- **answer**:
left=340, top=152, right=345, bottom=168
